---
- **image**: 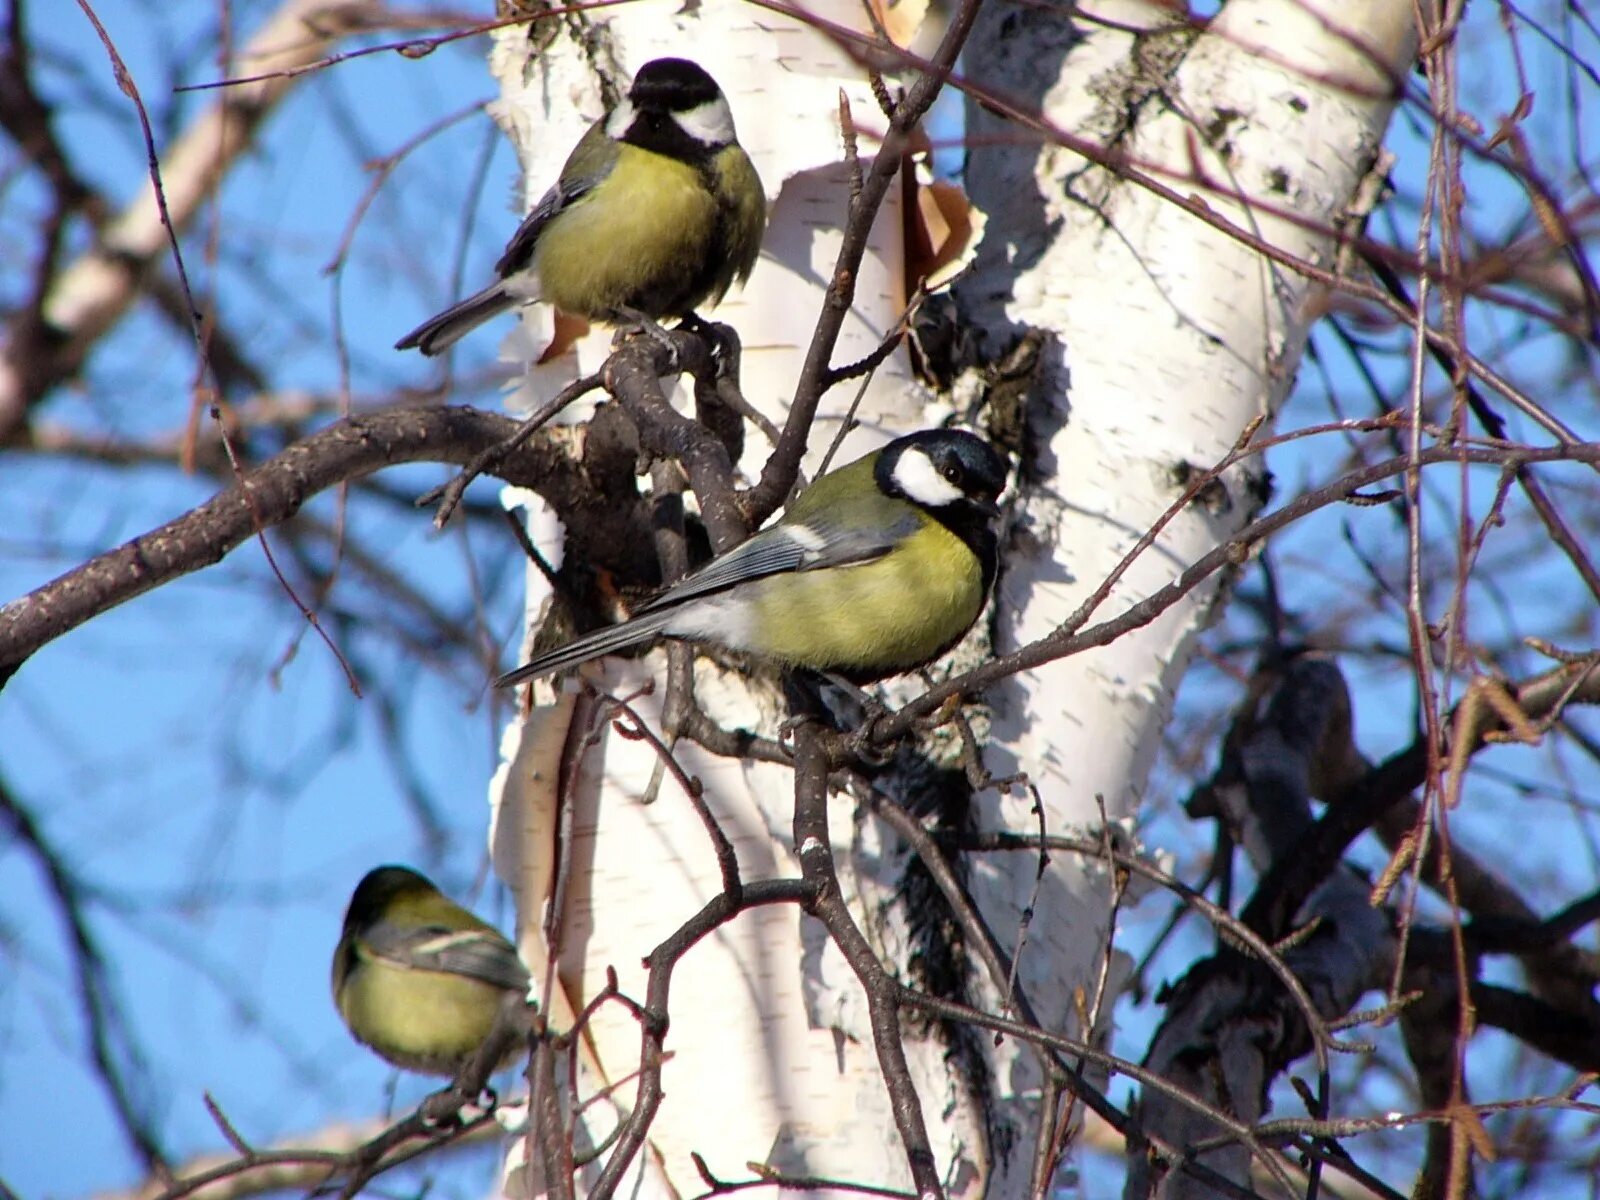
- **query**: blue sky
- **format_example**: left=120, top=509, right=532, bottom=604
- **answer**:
left=1, top=3, right=528, bottom=1190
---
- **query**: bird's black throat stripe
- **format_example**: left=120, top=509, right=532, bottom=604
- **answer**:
left=873, top=444, right=1002, bottom=594
left=935, top=507, right=999, bottom=594
left=621, top=111, right=719, bottom=164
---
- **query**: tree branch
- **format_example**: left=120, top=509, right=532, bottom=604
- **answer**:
left=0, top=406, right=579, bottom=683
left=0, top=0, right=379, bottom=437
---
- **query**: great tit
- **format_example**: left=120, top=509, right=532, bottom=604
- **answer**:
left=497, top=429, right=1007, bottom=687
left=396, top=57, right=766, bottom=356
left=332, top=865, right=531, bottom=1077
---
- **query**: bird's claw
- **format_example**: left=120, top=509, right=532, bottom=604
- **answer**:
left=614, top=306, right=681, bottom=370
left=419, top=1083, right=498, bottom=1130
left=418, top=1090, right=468, bottom=1130
left=777, top=712, right=812, bottom=757
left=675, top=311, right=713, bottom=339
left=845, top=711, right=896, bottom=767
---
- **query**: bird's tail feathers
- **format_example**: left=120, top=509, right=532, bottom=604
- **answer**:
left=495, top=609, right=678, bottom=689
left=395, top=284, right=515, bottom=355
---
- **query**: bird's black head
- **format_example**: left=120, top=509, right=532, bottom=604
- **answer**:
left=630, top=58, right=722, bottom=114
left=876, top=429, right=1007, bottom=587
left=343, top=865, right=432, bottom=932
left=610, top=58, right=737, bottom=155
left=877, top=429, right=1007, bottom=515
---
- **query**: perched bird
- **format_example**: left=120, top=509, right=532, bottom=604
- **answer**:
left=332, top=865, right=531, bottom=1077
left=497, top=429, right=1007, bottom=687
left=396, top=57, right=766, bottom=356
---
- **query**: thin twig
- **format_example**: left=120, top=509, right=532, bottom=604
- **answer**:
left=421, top=373, right=603, bottom=526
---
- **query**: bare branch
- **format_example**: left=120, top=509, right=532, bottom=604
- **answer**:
left=0, top=0, right=379, bottom=436
left=0, top=406, right=578, bottom=682
left=0, top=776, right=166, bottom=1172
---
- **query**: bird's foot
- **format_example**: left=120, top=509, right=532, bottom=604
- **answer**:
left=419, top=1083, right=497, bottom=1130
left=779, top=671, right=896, bottom=765
left=844, top=709, right=896, bottom=767
left=418, top=1090, right=467, bottom=1130
left=675, top=311, right=714, bottom=339
left=818, top=671, right=879, bottom=711
left=613, top=306, right=681, bottom=370
left=676, top=312, right=742, bottom=379
left=811, top=674, right=897, bottom=766
left=777, top=711, right=814, bottom=757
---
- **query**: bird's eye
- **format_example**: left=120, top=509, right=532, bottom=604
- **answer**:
left=942, top=464, right=963, bottom=484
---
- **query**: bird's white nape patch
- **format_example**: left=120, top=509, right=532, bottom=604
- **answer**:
left=604, top=98, right=637, bottom=139
left=892, top=446, right=964, bottom=507
left=674, top=97, right=736, bottom=146
left=784, top=525, right=827, bottom=555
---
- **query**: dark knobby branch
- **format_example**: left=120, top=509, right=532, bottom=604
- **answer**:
left=0, top=406, right=585, bottom=684
left=789, top=722, right=945, bottom=1197
left=1132, top=656, right=1392, bottom=1199
left=422, top=372, right=603, bottom=528
left=601, top=332, right=747, bottom=553
left=1244, top=653, right=1600, bottom=942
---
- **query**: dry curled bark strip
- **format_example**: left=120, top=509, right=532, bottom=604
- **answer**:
left=742, top=0, right=985, bottom=526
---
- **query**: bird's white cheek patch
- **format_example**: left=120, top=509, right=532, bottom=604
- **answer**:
left=893, top=447, right=964, bottom=507
left=676, top=97, right=736, bottom=146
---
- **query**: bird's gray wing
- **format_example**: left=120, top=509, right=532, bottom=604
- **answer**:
left=632, top=515, right=915, bottom=614
left=363, top=921, right=530, bottom=991
left=492, top=184, right=574, bottom=276
left=493, top=127, right=611, bottom=277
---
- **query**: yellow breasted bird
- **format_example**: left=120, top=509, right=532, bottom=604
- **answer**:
left=396, top=57, right=766, bottom=355
left=497, top=429, right=1008, bottom=688
left=332, top=865, right=530, bottom=1076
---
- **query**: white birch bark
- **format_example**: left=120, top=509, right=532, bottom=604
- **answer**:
left=958, top=0, right=1417, bottom=1192
left=484, top=0, right=1417, bottom=1194
left=487, top=5, right=953, bottom=1196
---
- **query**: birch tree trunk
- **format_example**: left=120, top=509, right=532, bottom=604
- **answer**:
left=956, top=1, right=1416, bottom=1190
left=483, top=0, right=1419, bottom=1194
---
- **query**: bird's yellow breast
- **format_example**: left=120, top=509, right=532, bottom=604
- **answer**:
left=748, top=518, right=986, bottom=675
left=537, top=148, right=720, bottom=319
left=337, top=951, right=506, bottom=1075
